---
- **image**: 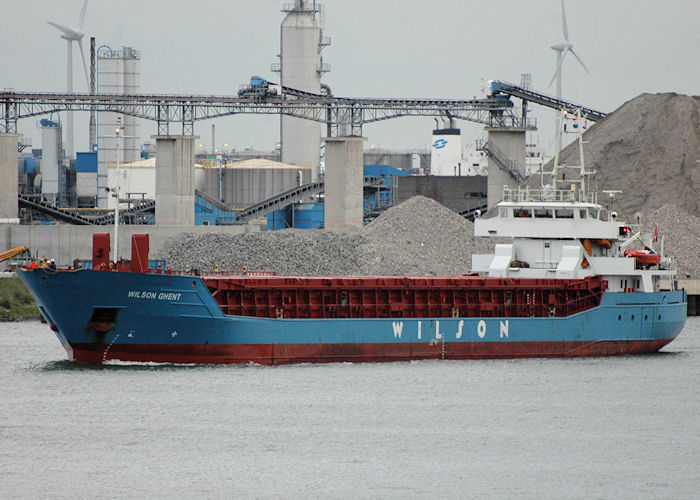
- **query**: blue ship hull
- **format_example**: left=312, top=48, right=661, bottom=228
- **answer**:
left=17, top=268, right=687, bottom=364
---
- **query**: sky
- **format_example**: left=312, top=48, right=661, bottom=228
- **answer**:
left=2, top=0, right=699, bottom=156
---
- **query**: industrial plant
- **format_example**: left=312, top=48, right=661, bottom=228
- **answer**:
left=0, top=0, right=666, bottom=268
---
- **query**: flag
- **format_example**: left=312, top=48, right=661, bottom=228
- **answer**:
left=653, top=226, right=658, bottom=242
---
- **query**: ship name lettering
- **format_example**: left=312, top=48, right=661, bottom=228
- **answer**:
left=392, top=321, right=404, bottom=339
left=477, top=320, right=486, bottom=338
left=390, top=319, right=509, bottom=341
left=500, top=320, right=509, bottom=338
left=128, top=290, right=181, bottom=301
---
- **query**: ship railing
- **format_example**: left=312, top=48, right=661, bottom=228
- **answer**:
left=502, top=186, right=597, bottom=204
left=177, top=265, right=277, bottom=277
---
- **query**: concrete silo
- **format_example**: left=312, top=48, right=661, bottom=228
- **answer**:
left=276, top=1, right=329, bottom=181
left=40, top=118, right=63, bottom=205
left=96, top=46, right=141, bottom=208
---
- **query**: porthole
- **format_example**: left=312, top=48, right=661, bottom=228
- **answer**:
left=631, top=314, right=635, bottom=320
left=618, top=315, right=622, bottom=320
left=644, top=314, right=648, bottom=320
left=658, top=314, right=661, bottom=320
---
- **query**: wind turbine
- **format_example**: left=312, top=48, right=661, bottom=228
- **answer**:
left=47, top=0, right=90, bottom=159
left=548, top=0, right=588, bottom=147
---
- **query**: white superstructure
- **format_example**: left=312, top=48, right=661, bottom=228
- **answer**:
left=473, top=110, right=677, bottom=293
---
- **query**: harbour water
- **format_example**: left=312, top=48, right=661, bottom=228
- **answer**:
left=1, top=319, right=698, bottom=499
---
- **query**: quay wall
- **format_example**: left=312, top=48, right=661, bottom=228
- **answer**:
left=0, top=224, right=261, bottom=268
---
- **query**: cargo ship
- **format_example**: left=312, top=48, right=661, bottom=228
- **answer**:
left=16, top=110, right=686, bottom=364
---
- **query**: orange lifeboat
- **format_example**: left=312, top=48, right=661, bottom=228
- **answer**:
left=624, top=249, right=661, bottom=266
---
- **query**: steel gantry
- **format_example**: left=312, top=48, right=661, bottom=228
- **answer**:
left=0, top=90, right=530, bottom=136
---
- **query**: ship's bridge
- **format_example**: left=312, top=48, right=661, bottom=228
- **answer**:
left=474, top=199, right=627, bottom=240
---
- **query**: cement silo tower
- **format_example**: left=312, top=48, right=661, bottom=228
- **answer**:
left=275, top=1, right=329, bottom=181
left=96, top=46, right=141, bottom=208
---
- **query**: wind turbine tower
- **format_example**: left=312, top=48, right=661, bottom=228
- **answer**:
left=548, top=0, right=589, bottom=139
left=47, top=0, right=90, bottom=160
left=274, top=0, right=330, bottom=182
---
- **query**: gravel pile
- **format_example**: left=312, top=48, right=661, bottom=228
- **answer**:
left=643, top=204, right=700, bottom=278
left=556, top=92, right=700, bottom=218
left=159, top=230, right=369, bottom=275
left=359, top=195, right=495, bottom=275
left=159, top=196, right=499, bottom=276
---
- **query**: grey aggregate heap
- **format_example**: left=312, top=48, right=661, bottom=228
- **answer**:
left=159, top=196, right=495, bottom=276
left=643, top=204, right=700, bottom=278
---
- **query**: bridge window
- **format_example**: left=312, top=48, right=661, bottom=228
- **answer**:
left=534, top=208, right=553, bottom=218
left=588, top=208, right=599, bottom=219
left=514, top=208, right=532, bottom=218
left=555, top=208, right=574, bottom=219
left=499, top=208, right=509, bottom=218
left=579, top=209, right=588, bottom=219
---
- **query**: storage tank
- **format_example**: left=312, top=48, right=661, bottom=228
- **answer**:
left=279, top=1, right=326, bottom=181
left=40, top=119, right=62, bottom=203
left=266, top=203, right=324, bottom=230
left=430, top=128, right=463, bottom=176
left=24, top=157, right=37, bottom=175
left=293, top=203, right=324, bottom=228
left=96, top=46, right=141, bottom=208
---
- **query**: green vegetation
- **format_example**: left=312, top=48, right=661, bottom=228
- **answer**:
left=0, top=276, right=41, bottom=321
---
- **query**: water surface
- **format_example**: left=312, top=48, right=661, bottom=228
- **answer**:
left=1, top=319, right=698, bottom=499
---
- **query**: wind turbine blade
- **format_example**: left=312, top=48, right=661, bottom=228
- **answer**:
left=570, top=48, right=590, bottom=74
left=548, top=52, right=565, bottom=88
left=48, top=21, right=76, bottom=38
left=561, top=0, right=569, bottom=41
left=47, top=21, right=82, bottom=40
left=78, top=38, right=90, bottom=89
left=78, top=0, right=88, bottom=30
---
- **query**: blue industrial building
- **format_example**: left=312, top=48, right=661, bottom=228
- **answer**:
left=267, top=165, right=409, bottom=230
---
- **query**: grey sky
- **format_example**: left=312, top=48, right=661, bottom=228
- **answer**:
left=2, top=0, right=699, bottom=155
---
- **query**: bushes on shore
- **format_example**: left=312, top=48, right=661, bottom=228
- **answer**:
left=0, top=276, right=41, bottom=321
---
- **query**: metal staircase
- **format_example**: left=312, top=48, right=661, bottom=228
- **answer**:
left=476, top=140, right=528, bottom=181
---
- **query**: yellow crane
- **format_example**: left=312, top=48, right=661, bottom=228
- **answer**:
left=0, top=246, right=29, bottom=263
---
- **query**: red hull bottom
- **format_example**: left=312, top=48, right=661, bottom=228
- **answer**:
left=68, top=339, right=674, bottom=365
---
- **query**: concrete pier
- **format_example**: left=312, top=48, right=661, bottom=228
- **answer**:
left=323, top=136, right=366, bottom=229
left=154, top=135, right=197, bottom=225
left=0, top=134, right=20, bottom=224
left=679, top=279, right=700, bottom=316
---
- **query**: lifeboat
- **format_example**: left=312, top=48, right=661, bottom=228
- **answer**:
left=624, top=249, right=661, bottom=266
